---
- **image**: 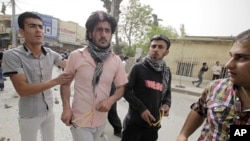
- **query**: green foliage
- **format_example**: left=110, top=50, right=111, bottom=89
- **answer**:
left=119, top=0, right=153, bottom=47
left=135, top=24, right=179, bottom=55
left=112, top=43, right=125, bottom=55
left=113, top=0, right=186, bottom=58
left=123, top=45, right=136, bottom=57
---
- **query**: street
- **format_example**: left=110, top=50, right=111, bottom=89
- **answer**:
left=0, top=68, right=202, bottom=141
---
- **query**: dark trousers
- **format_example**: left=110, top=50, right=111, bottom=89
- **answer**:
left=108, top=102, right=122, bottom=133
left=212, top=74, right=220, bottom=80
left=193, top=74, right=203, bottom=87
left=122, top=119, right=159, bottom=141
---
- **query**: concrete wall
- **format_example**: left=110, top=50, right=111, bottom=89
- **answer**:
left=125, top=37, right=234, bottom=80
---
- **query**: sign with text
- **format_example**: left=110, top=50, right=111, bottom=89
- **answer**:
left=230, top=125, right=250, bottom=141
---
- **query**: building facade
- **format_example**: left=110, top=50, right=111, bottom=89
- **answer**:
left=0, top=13, right=86, bottom=52
left=165, top=36, right=234, bottom=80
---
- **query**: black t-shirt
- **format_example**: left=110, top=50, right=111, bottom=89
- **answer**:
left=124, top=61, right=171, bottom=128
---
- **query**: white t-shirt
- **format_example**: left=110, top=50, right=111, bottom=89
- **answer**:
left=212, top=65, right=222, bottom=75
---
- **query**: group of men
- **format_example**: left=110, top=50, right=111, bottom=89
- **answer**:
left=2, top=10, right=250, bottom=141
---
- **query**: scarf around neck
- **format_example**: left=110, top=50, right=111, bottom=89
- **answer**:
left=144, top=55, right=170, bottom=94
left=88, top=41, right=112, bottom=94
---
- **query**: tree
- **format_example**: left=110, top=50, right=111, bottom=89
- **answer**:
left=134, top=24, right=178, bottom=56
left=100, top=0, right=123, bottom=51
left=119, top=0, right=153, bottom=47
left=1, top=2, right=6, bottom=15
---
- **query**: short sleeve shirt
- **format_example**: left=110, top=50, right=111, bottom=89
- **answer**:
left=65, top=47, right=128, bottom=127
left=2, top=45, right=63, bottom=117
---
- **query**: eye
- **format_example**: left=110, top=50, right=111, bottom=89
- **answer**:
left=234, top=54, right=250, bottom=62
left=151, top=45, right=156, bottom=49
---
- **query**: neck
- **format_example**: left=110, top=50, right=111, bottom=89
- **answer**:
left=239, top=87, right=250, bottom=111
left=24, top=42, right=42, bottom=57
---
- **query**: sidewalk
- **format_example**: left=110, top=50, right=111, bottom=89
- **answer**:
left=171, top=75, right=210, bottom=96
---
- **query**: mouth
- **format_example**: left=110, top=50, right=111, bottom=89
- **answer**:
left=151, top=53, right=158, bottom=58
left=35, top=35, right=42, bottom=38
left=228, top=71, right=236, bottom=77
left=99, top=38, right=107, bottom=42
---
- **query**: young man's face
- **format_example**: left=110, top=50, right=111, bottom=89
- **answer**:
left=225, top=41, right=250, bottom=88
left=88, top=21, right=112, bottom=48
left=19, top=18, right=44, bottom=45
left=148, top=40, right=169, bottom=60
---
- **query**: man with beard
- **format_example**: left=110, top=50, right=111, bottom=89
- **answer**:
left=60, top=11, right=128, bottom=141
left=122, top=35, right=172, bottom=141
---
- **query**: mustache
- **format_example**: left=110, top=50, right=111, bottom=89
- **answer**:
left=151, top=52, right=159, bottom=56
left=99, top=38, right=107, bottom=42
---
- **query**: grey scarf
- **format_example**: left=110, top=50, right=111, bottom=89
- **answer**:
left=88, top=41, right=111, bottom=94
left=144, top=55, right=170, bottom=94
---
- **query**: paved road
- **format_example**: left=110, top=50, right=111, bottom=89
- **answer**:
left=0, top=68, right=203, bottom=141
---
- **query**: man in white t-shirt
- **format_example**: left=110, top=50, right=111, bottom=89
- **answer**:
left=212, top=61, right=222, bottom=80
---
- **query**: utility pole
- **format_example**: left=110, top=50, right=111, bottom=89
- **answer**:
left=11, top=0, right=16, bottom=48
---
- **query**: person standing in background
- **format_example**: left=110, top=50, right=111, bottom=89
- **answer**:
left=212, top=61, right=222, bottom=80
left=107, top=83, right=123, bottom=137
left=0, top=51, right=4, bottom=91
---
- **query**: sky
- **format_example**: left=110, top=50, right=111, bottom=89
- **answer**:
left=2, top=0, right=250, bottom=36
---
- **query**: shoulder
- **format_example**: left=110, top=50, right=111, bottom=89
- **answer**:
left=130, top=62, right=145, bottom=71
left=44, top=47, right=58, bottom=54
left=3, top=46, right=23, bottom=56
left=206, top=78, right=233, bottom=96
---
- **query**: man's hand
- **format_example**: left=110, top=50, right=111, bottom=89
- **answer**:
left=96, top=99, right=112, bottom=112
left=141, top=110, right=156, bottom=126
left=61, top=106, right=73, bottom=126
left=56, top=73, right=74, bottom=85
left=161, top=104, right=170, bottom=116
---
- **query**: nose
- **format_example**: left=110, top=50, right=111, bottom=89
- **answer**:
left=225, top=57, right=234, bottom=70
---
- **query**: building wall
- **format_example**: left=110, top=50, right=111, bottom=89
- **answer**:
left=0, top=14, right=86, bottom=50
left=164, top=38, right=234, bottom=80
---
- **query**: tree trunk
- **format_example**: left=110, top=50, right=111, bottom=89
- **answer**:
left=101, top=0, right=123, bottom=47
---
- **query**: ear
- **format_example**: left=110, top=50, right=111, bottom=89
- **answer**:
left=163, top=50, right=169, bottom=56
left=88, top=32, right=92, bottom=39
left=18, top=28, right=24, bottom=37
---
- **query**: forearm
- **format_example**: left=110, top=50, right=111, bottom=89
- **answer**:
left=11, top=77, right=58, bottom=97
left=109, top=85, right=125, bottom=104
left=60, top=83, right=71, bottom=108
left=178, top=110, right=205, bottom=139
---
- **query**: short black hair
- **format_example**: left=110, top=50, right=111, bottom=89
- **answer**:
left=85, top=11, right=117, bottom=41
left=18, top=12, right=43, bottom=29
left=150, top=34, right=171, bottom=49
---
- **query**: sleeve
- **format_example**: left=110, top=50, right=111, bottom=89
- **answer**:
left=63, top=51, right=76, bottom=74
left=124, top=64, right=147, bottom=114
left=51, top=49, right=63, bottom=66
left=191, top=86, right=210, bottom=117
left=162, top=71, right=172, bottom=107
left=201, top=66, right=208, bottom=72
left=2, top=50, right=23, bottom=76
left=113, top=55, right=128, bottom=87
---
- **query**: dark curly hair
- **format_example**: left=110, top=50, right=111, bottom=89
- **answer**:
left=85, top=11, right=117, bottom=41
